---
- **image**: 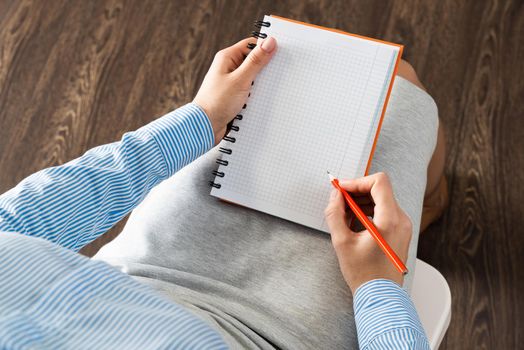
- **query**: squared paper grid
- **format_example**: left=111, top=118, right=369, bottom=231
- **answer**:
left=211, top=17, right=398, bottom=232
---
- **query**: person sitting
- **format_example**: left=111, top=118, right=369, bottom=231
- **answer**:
left=0, top=36, right=446, bottom=349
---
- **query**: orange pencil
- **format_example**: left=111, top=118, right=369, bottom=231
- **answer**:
left=327, top=171, right=408, bottom=275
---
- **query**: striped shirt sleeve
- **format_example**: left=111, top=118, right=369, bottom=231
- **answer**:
left=354, top=279, right=430, bottom=349
left=0, top=103, right=214, bottom=251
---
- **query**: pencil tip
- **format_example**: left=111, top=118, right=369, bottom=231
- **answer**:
left=326, top=170, right=335, bottom=182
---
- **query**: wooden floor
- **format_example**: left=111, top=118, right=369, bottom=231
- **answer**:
left=1, top=0, right=523, bottom=348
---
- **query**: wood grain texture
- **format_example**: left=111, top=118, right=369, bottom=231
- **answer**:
left=0, top=1, right=522, bottom=348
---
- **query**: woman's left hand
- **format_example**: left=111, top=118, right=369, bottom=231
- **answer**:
left=193, top=37, right=277, bottom=144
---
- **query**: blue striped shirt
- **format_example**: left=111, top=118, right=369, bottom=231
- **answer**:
left=355, top=280, right=430, bottom=349
left=0, top=103, right=429, bottom=349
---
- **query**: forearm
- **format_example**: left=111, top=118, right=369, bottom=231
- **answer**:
left=0, top=103, right=213, bottom=251
left=354, top=279, right=430, bottom=349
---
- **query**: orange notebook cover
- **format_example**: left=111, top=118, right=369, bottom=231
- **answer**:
left=210, top=15, right=403, bottom=233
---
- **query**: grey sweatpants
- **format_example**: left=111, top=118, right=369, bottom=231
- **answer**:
left=94, top=76, right=438, bottom=349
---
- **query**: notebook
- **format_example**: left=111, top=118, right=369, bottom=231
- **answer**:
left=210, top=15, right=403, bottom=233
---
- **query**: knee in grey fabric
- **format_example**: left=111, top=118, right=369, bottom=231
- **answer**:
left=94, top=76, right=438, bottom=349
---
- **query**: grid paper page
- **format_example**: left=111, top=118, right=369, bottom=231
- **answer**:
left=211, top=15, right=401, bottom=233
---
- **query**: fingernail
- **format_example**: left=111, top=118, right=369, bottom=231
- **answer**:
left=261, top=37, right=276, bottom=53
left=330, top=189, right=338, bottom=200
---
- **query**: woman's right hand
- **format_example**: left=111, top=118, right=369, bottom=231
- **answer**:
left=324, top=172, right=412, bottom=294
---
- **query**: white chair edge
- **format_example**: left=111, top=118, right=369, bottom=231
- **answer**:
left=412, top=258, right=452, bottom=350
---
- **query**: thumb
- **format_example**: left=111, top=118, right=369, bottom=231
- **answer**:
left=236, top=37, right=276, bottom=81
left=325, top=189, right=355, bottom=238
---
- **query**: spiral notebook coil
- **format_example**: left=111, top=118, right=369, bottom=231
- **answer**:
left=209, top=20, right=271, bottom=190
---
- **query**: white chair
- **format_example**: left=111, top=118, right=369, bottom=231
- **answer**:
left=411, top=259, right=452, bottom=349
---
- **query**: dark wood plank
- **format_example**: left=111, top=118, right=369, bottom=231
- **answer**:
left=1, top=1, right=523, bottom=348
left=416, top=1, right=524, bottom=348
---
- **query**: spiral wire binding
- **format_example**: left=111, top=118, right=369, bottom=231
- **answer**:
left=254, top=20, right=271, bottom=28
left=251, top=31, right=267, bottom=39
left=209, top=19, right=271, bottom=190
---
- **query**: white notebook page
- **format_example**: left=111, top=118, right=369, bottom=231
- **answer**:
left=211, top=15, right=401, bottom=233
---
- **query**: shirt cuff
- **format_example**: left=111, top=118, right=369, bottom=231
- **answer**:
left=138, top=103, right=214, bottom=177
left=353, top=279, right=428, bottom=349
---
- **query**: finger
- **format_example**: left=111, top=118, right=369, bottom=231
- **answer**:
left=212, top=38, right=257, bottom=73
left=224, top=38, right=257, bottom=65
left=338, top=172, right=395, bottom=209
left=230, top=37, right=257, bottom=55
left=234, top=36, right=277, bottom=81
left=325, top=189, right=356, bottom=240
left=341, top=173, right=403, bottom=232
